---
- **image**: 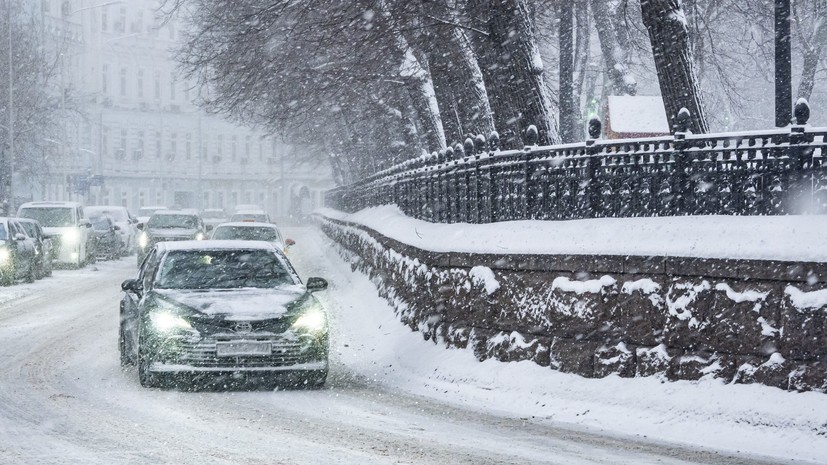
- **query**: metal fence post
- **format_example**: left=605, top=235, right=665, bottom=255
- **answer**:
left=586, top=117, right=602, bottom=218
left=673, top=108, right=691, bottom=215
left=787, top=98, right=811, bottom=213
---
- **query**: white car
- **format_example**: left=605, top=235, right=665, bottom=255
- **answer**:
left=86, top=205, right=138, bottom=255
left=230, top=209, right=271, bottom=223
left=233, top=204, right=262, bottom=213
left=209, top=222, right=294, bottom=252
left=17, top=201, right=93, bottom=268
left=136, top=205, right=168, bottom=225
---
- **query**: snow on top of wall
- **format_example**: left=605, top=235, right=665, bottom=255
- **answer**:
left=318, top=206, right=827, bottom=263
left=607, top=95, right=669, bottom=134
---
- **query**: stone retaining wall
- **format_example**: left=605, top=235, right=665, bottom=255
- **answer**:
left=316, top=214, right=827, bottom=393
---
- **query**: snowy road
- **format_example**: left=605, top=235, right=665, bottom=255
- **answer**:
left=0, top=227, right=817, bottom=464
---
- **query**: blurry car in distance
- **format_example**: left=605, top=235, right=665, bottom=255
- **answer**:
left=90, top=216, right=121, bottom=261
left=17, top=201, right=93, bottom=268
left=137, top=210, right=206, bottom=266
left=136, top=206, right=168, bottom=225
left=230, top=210, right=271, bottom=223
left=86, top=206, right=138, bottom=256
left=233, top=204, right=262, bottom=213
left=119, top=241, right=329, bottom=389
left=210, top=222, right=294, bottom=252
left=201, top=208, right=228, bottom=231
left=0, top=217, right=38, bottom=285
left=16, top=218, right=53, bottom=279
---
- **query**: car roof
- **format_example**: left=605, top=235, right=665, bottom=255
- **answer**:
left=87, top=205, right=127, bottom=210
left=156, top=240, right=278, bottom=253
left=19, top=201, right=82, bottom=208
left=215, top=222, right=279, bottom=229
left=233, top=210, right=267, bottom=215
left=153, top=210, right=199, bottom=216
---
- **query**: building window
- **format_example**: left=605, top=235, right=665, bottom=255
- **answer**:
left=119, top=67, right=127, bottom=97
left=135, top=130, right=145, bottom=160
left=169, top=72, right=176, bottom=101
left=185, top=133, right=192, bottom=159
left=117, top=128, right=127, bottom=159
left=102, top=126, right=110, bottom=158
left=155, top=131, right=162, bottom=158
left=101, top=6, right=108, bottom=32
left=154, top=71, right=161, bottom=100
left=245, top=136, right=251, bottom=160
left=231, top=135, right=237, bottom=161
left=116, top=7, right=126, bottom=32
left=216, top=135, right=223, bottom=158
left=101, top=64, right=109, bottom=95
left=169, top=133, right=177, bottom=160
left=137, top=69, right=144, bottom=99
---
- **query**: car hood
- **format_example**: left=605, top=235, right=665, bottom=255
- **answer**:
left=149, top=228, right=197, bottom=237
left=152, top=286, right=308, bottom=321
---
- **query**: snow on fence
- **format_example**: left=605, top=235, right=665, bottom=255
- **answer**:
left=326, top=102, right=827, bottom=221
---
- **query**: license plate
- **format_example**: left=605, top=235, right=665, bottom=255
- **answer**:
left=215, top=341, right=272, bottom=357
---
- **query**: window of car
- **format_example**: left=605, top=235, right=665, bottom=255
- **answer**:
left=0, top=223, right=7, bottom=241
left=18, top=222, right=37, bottom=238
left=147, top=214, right=198, bottom=229
left=18, top=207, right=75, bottom=227
left=88, top=208, right=127, bottom=222
left=155, top=249, right=296, bottom=290
left=90, top=216, right=113, bottom=231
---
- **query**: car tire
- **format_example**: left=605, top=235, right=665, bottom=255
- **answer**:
left=138, top=342, right=162, bottom=388
left=0, top=269, right=12, bottom=286
left=24, top=264, right=35, bottom=283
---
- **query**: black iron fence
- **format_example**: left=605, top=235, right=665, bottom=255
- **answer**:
left=326, top=104, right=827, bottom=222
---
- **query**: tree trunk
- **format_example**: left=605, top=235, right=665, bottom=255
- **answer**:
left=591, top=0, right=637, bottom=96
left=559, top=1, right=577, bottom=143
left=472, top=0, right=559, bottom=147
left=640, top=0, right=709, bottom=134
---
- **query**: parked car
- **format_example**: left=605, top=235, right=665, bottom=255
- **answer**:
left=16, top=218, right=53, bottom=279
left=136, top=205, right=168, bottom=226
left=119, top=240, right=329, bottom=388
left=137, top=210, right=206, bottom=266
left=90, top=216, right=121, bottom=261
left=86, top=206, right=138, bottom=256
left=17, top=201, right=94, bottom=268
left=229, top=209, right=271, bottom=223
left=0, top=217, right=38, bottom=285
left=200, top=208, right=229, bottom=231
left=210, top=222, right=295, bottom=252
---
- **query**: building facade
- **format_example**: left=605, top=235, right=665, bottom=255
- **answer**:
left=33, top=0, right=332, bottom=218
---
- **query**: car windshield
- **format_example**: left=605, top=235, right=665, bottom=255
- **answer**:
left=139, top=207, right=164, bottom=217
left=90, top=217, right=112, bottom=231
left=18, top=207, right=73, bottom=227
left=212, top=226, right=280, bottom=242
left=155, top=249, right=295, bottom=289
left=18, top=222, right=36, bottom=237
left=148, top=214, right=197, bottom=229
left=87, top=208, right=126, bottom=221
left=0, top=224, right=6, bottom=241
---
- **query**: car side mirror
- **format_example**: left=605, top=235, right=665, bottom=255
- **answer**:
left=113, top=225, right=121, bottom=231
left=285, top=238, right=296, bottom=247
left=206, top=224, right=214, bottom=232
left=136, top=223, right=144, bottom=231
left=14, top=233, right=26, bottom=241
left=306, top=277, right=328, bottom=292
left=121, top=279, right=143, bottom=293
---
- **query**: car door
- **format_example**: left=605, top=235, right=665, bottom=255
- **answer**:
left=122, top=249, right=159, bottom=355
left=9, top=221, right=35, bottom=277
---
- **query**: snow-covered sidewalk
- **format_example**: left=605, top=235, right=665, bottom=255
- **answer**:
left=318, top=206, right=827, bottom=262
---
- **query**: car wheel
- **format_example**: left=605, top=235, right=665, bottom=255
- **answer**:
left=24, top=264, right=35, bottom=283
left=0, top=269, right=12, bottom=286
left=138, top=341, right=162, bottom=388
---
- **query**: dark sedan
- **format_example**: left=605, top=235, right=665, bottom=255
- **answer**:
left=16, top=218, right=53, bottom=279
left=90, top=216, right=121, bottom=261
left=119, top=241, right=329, bottom=389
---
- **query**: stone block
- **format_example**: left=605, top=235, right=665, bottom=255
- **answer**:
left=616, top=276, right=668, bottom=346
left=668, top=351, right=737, bottom=382
left=594, top=342, right=636, bottom=378
left=545, top=274, right=617, bottom=340
left=636, top=345, right=679, bottom=377
left=788, top=360, right=827, bottom=392
left=549, top=338, right=598, bottom=378
left=779, top=284, right=827, bottom=360
left=662, top=279, right=714, bottom=350
left=705, top=281, right=781, bottom=355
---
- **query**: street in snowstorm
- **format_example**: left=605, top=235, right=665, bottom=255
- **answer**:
left=0, top=227, right=814, bottom=465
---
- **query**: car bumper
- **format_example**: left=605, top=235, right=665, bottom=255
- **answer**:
left=149, top=361, right=327, bottom=373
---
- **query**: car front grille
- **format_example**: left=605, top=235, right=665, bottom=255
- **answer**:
left=161, top=333, right=324, bottom=368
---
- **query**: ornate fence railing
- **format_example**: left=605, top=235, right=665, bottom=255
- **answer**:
left=326, top=105, right=827, bottom=222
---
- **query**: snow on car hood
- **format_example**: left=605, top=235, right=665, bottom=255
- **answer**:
left=153, top=285, right=308, bottom=321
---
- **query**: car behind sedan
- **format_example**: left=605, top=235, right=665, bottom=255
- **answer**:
left=119, top=241, right=329, bottom=389
left=209, top=222, right=295, bottom=252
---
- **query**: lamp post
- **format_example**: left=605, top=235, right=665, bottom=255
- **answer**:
left=775, top=0, right=792, bottom=127
left=6, top=0, right=15, bottom=212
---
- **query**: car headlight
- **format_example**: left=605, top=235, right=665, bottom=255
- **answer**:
left=291, top=304, right=327, bottom=333
left=62, top=228, right=81, bottom=246
left=195, top=232, right=205, bottom=240
left=0, top=247, right=9, bottom=264
left=138, top=232, right=149, bottom=248
left=148, top=301, right=193, bottom=333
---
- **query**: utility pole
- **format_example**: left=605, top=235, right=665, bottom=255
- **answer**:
left=775, top=0, right=792, bottom=127
left=7, top=0, right=14, bottom=212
